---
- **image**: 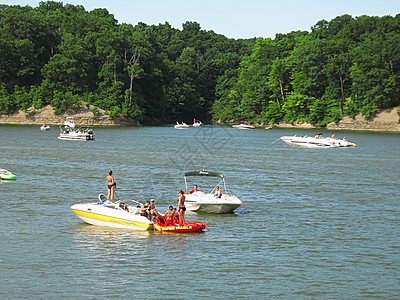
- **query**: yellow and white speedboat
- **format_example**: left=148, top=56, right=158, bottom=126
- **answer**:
left=70, top=194, right=153, bottom=230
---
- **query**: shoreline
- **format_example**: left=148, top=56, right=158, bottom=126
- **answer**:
left=1, top=106, right=399, bottom=132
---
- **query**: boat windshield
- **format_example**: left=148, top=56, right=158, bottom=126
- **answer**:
left=115, top=199, right=143, bottom=207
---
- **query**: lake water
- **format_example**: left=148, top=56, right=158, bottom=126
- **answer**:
left=1, top=125, right=399, bottom=298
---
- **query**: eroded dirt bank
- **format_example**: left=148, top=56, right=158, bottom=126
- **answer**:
left=0, top=105, right=138, bottom=126
left=1, top=105, right=399, bottom=131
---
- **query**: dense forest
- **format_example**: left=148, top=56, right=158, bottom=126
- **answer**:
left=1, top=2, right=399, bottom=125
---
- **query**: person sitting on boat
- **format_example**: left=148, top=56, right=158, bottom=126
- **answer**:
left=164, top=206, right=177, bottom=225
left=178, top=189, right=186, bottom=225
left=148, top=199, right=161, bottom=221
left=187, top=185, right=200, bottom=194
left=106, top=170, right=117, bottom=201
left=140, top=201, right=151, bottom=219
left=215, top=186, right=222, bottom=198
left=331, top=134, right=336, bottom=139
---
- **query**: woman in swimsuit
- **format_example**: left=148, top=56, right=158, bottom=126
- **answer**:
left=215, top=186, right=222, bottom=198
left=106, top=170, right=116, bottom=201
left=178, top=189, right=186, bottom=225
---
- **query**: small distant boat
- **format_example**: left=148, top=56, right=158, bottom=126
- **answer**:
left=174, top=122, right=189, bottom=129
left=193, top=119, right=203, bottom=127
left=0, top=168, right=16, bottom=180
left=154, top=215, right=206, bottom=232
left=280, top=133, right=356, bottom=148
left=70, top=194, right=154, bottom=230
left=232, top=121, right=255, bottom=129
left=40, top=124, right=50, bottom=131
left=58, top=125, right=95, bottom=141
left=64, top=117, right=75, bottom=129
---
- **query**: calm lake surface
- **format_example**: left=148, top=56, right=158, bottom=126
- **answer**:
left=1, top=125, right=399, bottom=299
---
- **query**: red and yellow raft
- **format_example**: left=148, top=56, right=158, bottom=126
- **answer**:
left=154, top=214, right=206, bottom=232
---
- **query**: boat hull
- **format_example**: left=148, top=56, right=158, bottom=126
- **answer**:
left=0, top=174, right=16, bottom=180
left=0, top=169, right=16, bottom=180
left=70, top=203, right=153, bottom=230
left=185, top=193, right=242, bottom=213
left=186, top=203, right=241, bottom=214
left=280, top=136, right=356, bottom=148
left=58, top=134, right=95, bottom=141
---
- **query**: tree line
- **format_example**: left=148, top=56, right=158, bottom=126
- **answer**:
left=1, top=2, right=399, bottom=125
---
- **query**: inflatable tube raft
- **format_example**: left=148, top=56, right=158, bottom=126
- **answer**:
left=154, top=214, right=206, bottom=232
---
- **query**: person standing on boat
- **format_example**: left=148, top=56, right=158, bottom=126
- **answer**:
left=215, top=186, right=222, bottom=198
left=106, top=170, right=117, bottom=201
left=178, top=189, right=186, bottom=225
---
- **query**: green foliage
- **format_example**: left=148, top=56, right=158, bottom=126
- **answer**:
left=0, top=3, right=399, bottom=125
left=0, top=85, right=17, bottom=114
left=51, top=91, right=81, bottom=115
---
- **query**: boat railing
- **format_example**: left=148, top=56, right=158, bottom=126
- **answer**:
left=210, top=178, right=227, bottom=194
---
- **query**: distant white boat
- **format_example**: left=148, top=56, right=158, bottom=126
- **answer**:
left=280, top=133, right=356, bottom=148
left=40, top=124, right=50, bottom=131
left=58, top=125, right=95, bottom=141
left=232, top=121, right=255, bottom=129
left=174, top=122, right=189, bottom=129
left=64, top=117, right=75, bottom=129
left=193, top=120, right=203, bottom=127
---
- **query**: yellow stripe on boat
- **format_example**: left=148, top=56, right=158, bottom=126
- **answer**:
left=71, top=209, right=153, bottom=229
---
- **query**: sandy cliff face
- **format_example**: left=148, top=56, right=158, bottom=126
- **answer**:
left=1, top=105, right=399, bottom=131
left=327, top=107, right=400, bottom=132
left=0, top=105, right=138, bottom=126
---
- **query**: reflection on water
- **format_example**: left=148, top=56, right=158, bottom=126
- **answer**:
left=72, top=223, right=153, bottom=240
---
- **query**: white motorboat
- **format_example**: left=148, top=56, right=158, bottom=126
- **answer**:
left=232, top=121, right=255, bottom=129
left=40, top=124, right=50, bottom=131
left=58, top=125, right=95, bottom=141
left=193, top=120, right=203, bottom=127
left=280, top=133, right=356, bottom=148
left=174, top=122, right=189, bottom=129
left=64, top=117, right=75, bottom=129
left=70, top=194, right=154, bottom=230
left=184, top=170, right=242, bottom=213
